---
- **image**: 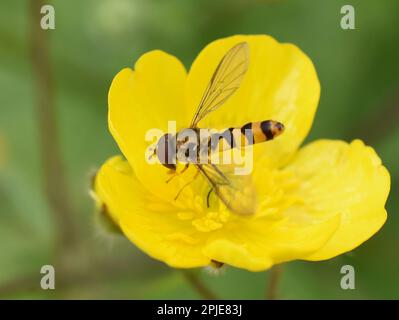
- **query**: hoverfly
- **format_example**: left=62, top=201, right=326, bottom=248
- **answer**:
left=152, top=42, right=285, bottom=215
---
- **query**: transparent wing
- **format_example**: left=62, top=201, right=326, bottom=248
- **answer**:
left=190, top=42, right=249, bottom=128
left=196, top=163, right=257, bottom=215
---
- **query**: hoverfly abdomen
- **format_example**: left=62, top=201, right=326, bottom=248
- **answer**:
left=208, top=120, right=285, bottom=153
left=240, top=122, right=254, bottom=145
left=255, top=120, right=285, bottom=143
left=208, top=127, right=238, bottom=152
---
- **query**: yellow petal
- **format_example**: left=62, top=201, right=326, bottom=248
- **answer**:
left=203, top=213, right=341, bottom=271
left=94, top=156, right=342, bottom=271
left=280, top=139, right=390, bottom=261
left=108, top=51, right=188, bottom=201
left=94, top=156, right=211, bottom=268
left=186, top=35, right=320, bottom=167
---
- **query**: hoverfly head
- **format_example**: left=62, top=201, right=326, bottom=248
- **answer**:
left=156, top=133, right=176, bottom=170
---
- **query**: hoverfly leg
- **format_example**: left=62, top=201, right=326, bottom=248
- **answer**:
left=166, top=171, right=177, bottom=183
left=166, top=163, right=189, bottom=184
left=180, top=163, right=190, bottom=174
left=174, top=169, right=200, bottom=201
left=206, top=187, right=214, bottom=208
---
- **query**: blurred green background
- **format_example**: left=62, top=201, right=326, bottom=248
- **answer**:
left=0, top=0, right=398, bottom=299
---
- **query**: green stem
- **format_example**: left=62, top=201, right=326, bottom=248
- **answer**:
left=266, top=265, right=283, bottom=300
left=182, top=270, right=218, bottom=300
left=29, top=0, right=78, bottom=253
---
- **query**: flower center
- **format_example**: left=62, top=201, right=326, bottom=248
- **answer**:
left=175, top=191, right=232, bottom=233
left=170, top=159, right=302, bottom=232
left=191, top=209, right=231, bottom=232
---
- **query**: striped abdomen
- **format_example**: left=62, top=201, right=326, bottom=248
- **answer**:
left=208, top=120, right=285, bottom=152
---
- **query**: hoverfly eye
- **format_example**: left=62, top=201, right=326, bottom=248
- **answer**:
left=156, top=133, right=176, bottom=165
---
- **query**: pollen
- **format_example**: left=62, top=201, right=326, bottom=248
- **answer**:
left=192, top=210, right=231, bottom=232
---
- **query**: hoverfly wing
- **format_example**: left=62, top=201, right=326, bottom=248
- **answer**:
left=196, top=163, right=257, bottom=215
left=190, top=42, right=249, bottom=128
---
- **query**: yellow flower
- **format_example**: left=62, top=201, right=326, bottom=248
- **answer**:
left=93, top=35, right=390, bottom=271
